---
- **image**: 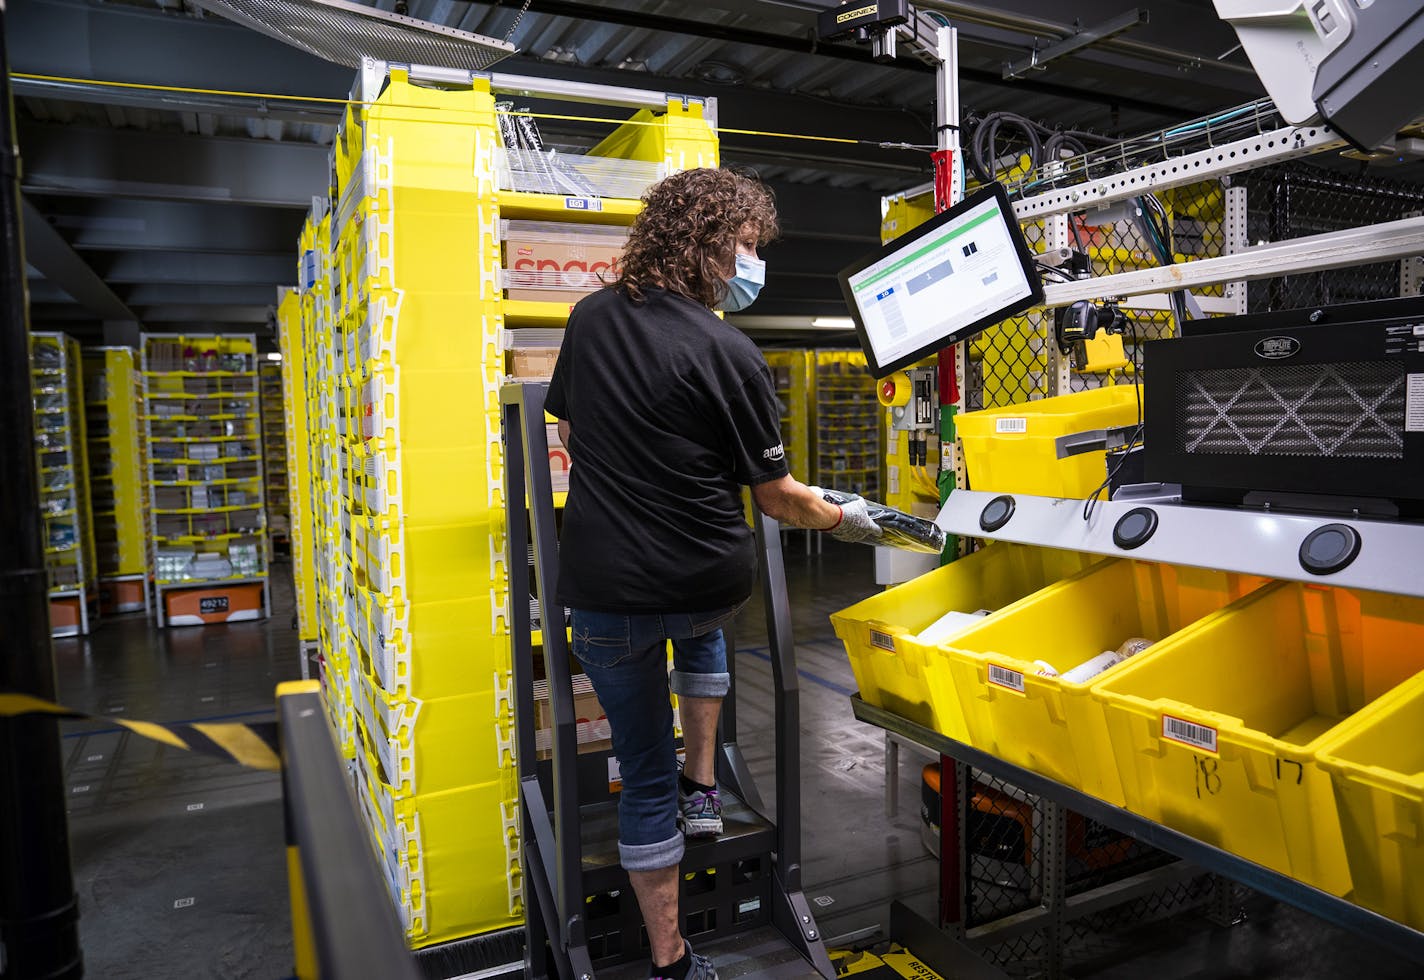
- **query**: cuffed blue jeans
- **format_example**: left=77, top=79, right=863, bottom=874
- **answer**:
left=570, top=602, right=743, bottom=872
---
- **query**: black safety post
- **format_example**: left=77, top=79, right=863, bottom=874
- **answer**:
left=0, top=9, right=85, bottom=980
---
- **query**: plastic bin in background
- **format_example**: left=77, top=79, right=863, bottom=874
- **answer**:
left=940, top=559, right=1264, bottom=806
left=955, top=385, right=1140, bottom=499
left=1317, top=662, right=1424, bottom=931
left=830, top=543, right=1093, bottom=737
left=1096, top=582, right=1424, bottom=897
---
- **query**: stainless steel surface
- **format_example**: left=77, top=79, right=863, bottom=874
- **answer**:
left=937, top=488, right=1424, bottom=598
left=189, top=0, right=514, bottom=71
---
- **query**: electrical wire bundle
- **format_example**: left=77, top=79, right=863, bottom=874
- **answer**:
left=965, top=111, right=1117, bottom=186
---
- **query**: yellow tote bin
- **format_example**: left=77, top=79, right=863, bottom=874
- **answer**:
left=1314, top=638, right=1424, bottom=928
left=942, top=559, right=1262, bottom=806
left=830, top=543, right=1092, bottom=738
left=1096, top=583, right=1424, bottom=898
left=955, top=385, right=1140, bottom=499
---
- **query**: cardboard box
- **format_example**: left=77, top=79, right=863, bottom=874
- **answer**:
left=510, top=347, right=561, bottom=380
left=533, top=673, right=612, bottom=760
left=547, top=422, right=571, bottom=493
left=502, top=220, right=628, bottom=304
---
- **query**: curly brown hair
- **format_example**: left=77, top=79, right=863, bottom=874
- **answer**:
left=616, top=167, right=779, bottom=309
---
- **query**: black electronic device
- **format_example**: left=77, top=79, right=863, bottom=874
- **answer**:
left=1144, top=301, right=1424, bottom=518
left=816, top=0, right=910, bottom=42
left=837, top=182, right=1044, bottom=378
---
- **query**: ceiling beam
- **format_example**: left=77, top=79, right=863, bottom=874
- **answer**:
left=93, top=252, right=295, bottom=287
left=33, top=198, right=305, bottom=255
left=20, top=197, right=139, bottom=323
left=19, top=122, right=327, bottom=208
left=120, top=283, right=285, bottom=307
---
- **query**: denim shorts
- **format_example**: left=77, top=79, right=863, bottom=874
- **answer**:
left=570, top=602, right=744, bottom=872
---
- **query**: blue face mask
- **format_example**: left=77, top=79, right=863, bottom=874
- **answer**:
left=718, top=253, right=766, bottom=312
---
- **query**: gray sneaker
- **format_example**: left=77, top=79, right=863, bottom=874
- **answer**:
left=677, top=783, right=723, bottom=838
left=651, top=942, right=718, bottom=980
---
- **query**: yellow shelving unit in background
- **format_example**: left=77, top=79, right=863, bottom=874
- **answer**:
left=299, top=63, right=718, bottom=950
left=140, top=333, right=270, bottom=627
left=813, top=350, right=881, bottom=500
left=33, top=333, right=98, bottom=636
left=83, top=347, right=150, bottom=615
left=261, top=360, right=291, bottom=554
left=277, top=287, right=318, bottom=659
left=761, top=350, right=813, bottom=485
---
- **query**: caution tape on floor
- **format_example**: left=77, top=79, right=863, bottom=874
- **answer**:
left=0, top=692, right=281, bottom=771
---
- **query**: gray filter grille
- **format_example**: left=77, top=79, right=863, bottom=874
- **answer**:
left=190, top=0, right=515, bottom=71
left=1177, top=361, right=1406, bottom=459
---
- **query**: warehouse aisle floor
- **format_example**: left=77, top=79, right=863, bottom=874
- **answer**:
left=49, top=543, right=1420, bottom=979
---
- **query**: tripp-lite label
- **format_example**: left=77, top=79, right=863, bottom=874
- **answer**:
left=869, top=629, right=897, bottom=652
left=564, top=197, right=603, bottom=211
left=1407, top=374, right=1424, bottom=433
left=996, top=417, right=1028, bottom=434
left=1163, top=714, right=1218, bottom=753
left=987, top=663, right=1025, bottom=694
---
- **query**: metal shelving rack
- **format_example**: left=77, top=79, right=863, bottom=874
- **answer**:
left=31, top=332, right=98, bottom=637
left=83, top=346, right=150, bottom=615
left=260, top=359, right=291, bottom=554
left=139, top=333, right=270, bottom=628
left=813, top=349, right=882, bottom=499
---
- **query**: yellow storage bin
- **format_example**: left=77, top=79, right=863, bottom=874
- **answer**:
left=1316, top=661, right=1424, bottom=930
left=942, top=559, right=1261, bottom=806
left=1097, top=582, right=1424, bottom=896
left=955, top=385, right=1140, bottom=498
left=352, top=735, right=520, bottom=947
left=830, top=543, right=1093, bottom=736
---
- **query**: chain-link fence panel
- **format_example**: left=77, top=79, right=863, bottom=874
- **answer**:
left=1237, top=161, right=1424, bottom=311
left=973, top=178, right=1228, bottom=413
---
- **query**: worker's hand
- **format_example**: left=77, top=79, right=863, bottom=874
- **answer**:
left=827, top=495, right=882, bottom=544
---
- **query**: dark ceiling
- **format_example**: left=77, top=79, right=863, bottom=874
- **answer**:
left=7, top=0, right=1304, bottom=338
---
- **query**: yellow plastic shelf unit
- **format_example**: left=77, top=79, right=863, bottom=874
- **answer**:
left=762, top=350, right=812, bottom=485
left=939, top=559, right=1267, bottom=807
left=83, top=347, right=149, bottom=579
left=831, top=543, right=1095, bottom=737
left=352, top=734, right=521, bottom=947
left=1317, top=661, right=1424, bottom=931
left=278, top=288, right=319, bottom=642
left=585, top=100, right=720, bottom=173
left=1098, top=582, right=1424, bottom=898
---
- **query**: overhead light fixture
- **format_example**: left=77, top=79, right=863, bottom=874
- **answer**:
left=266, top=352, right=283, bottom=361
left=812, top=317, right=855, bottom=329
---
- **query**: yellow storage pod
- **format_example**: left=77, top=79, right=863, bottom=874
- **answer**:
left=1317, top=660, right=1424, bottom=931
left=830, top=543, right=1093, bottom=737
left=941, top=559, right=1262, bottom=806
left=1097, top=582, right=1424, bottom=897
left=955, top=385, right=1140, bottom=499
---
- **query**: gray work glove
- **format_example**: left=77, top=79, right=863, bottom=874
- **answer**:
left=809, top=486, right=882, bottom=544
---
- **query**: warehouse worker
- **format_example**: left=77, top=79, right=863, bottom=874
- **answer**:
left=545, top=166, right=879, bottom=980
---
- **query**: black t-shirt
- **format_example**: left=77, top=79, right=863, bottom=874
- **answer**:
left=545, top=286, right=790, bottom=613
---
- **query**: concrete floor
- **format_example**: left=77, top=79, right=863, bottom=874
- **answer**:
left=47, top=542, right=1422, bottom=979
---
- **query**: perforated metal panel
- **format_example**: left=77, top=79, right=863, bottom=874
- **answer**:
left=1176, top=361, right=1407, bottom=459
left=190, top=0, right=514, bottom=71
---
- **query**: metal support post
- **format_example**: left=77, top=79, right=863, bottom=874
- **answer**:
left=1400, top=210, right=1424, bottom=297
left=1042, top=209, right=1072, bottom=397
left=1040, top=800, right=1068, bottom=980
left=0, top=8, right=83, bottom=977
left=1224, top=183, right=1250, bottom=314
left=1205, top=875, right=1241, bottom=929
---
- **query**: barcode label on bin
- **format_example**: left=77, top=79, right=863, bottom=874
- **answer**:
left=869, top=630, right=896, bottom=652
left=1163, top=714, right=1218, bottom=753
left=996, top=417, right=1028, bottom=434
left=987, top=663, right=1025, bottom=694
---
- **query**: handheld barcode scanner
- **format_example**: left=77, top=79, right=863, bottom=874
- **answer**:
left=1055, top=300, right=1131, bottom=373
